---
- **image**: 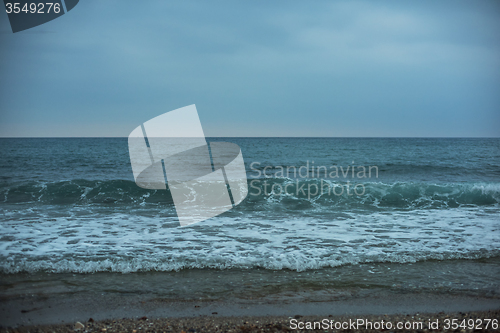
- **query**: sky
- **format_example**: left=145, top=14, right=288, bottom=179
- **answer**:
left=0, top=0, right=499, bottom=137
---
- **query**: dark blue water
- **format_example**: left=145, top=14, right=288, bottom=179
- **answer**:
left=0, top=138, right=499, bottom=299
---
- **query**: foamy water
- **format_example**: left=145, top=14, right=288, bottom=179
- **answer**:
left=1, top=206, right=498, bottom=273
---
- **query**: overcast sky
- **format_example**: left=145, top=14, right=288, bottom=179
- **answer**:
left=1, top=0, right=499, bottom=137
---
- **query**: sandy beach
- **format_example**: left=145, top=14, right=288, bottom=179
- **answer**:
left=2, top=310, right=499, bottom=332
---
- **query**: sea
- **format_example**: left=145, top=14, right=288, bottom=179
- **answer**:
left=0, top=138, right=499, bottom=302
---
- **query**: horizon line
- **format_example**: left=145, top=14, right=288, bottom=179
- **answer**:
left=0, top=136, right=499, bottom=139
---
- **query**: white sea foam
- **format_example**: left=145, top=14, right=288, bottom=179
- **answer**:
left=0, top=206, right=499, bottom=274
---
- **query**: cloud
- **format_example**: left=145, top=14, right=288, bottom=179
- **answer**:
left=0, top=0, right=499, bottom=137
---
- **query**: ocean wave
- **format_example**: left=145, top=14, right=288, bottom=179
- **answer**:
left=1, top=179, right=499, bottom=209
left=0, top=202, right=498, bottom=274
left=1, top=250, right=498, bottom=274
left=244, top=179, right=500, bottom=209
left=0, top=179, right=173, bottom=205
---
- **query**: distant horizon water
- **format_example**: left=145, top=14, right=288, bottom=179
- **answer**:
left=1, top=136, right=500, bottom=138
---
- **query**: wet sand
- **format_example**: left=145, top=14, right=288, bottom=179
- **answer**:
left=1, top=292, right=499, bottom=331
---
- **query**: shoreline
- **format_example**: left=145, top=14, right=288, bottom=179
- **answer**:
left=2, top=311, right=499, bottom=333
left=1, top=292, right=499, bottom=329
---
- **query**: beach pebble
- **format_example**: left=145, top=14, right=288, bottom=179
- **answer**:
left=74, top=321, right=85, bottom=330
